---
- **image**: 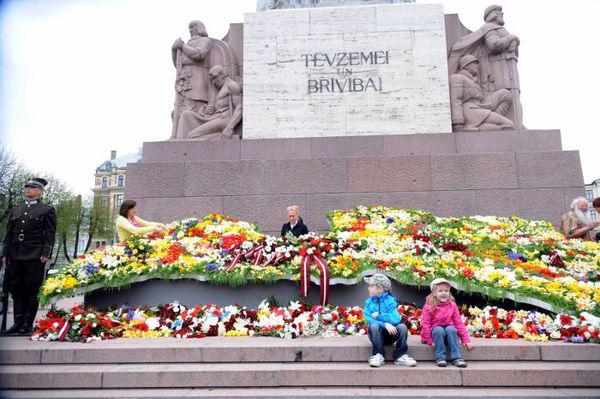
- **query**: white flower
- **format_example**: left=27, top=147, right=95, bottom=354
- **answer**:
left=145, top=317, right=161, bottom=331
left=289, top=301, right=302, bottom=312
left=101, top=256, right=120, bottom=269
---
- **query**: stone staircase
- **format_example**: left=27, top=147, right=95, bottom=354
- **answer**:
left=0, top=335, right=599, bottom=398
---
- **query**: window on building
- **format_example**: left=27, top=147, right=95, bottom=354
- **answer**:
left=117, top=175, right=125, bottom=187
left=591, top=209, right=598, bottom=222
left=585, top=189, right=594, bottom=201
left=101, top=176, right=108, bottom=188
left=116, top=194, right=124, bottom=206
left=100, top=197, right=108, bottom=208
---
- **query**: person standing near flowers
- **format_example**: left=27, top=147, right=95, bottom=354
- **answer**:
left=280, top=205, right=309, bottom=237
left=115, top=200, right=166, bottom=242
left=1, top=178, right=56, bottom=335
left=363, top=273, right=417, bottom=368
left=420, top=278, right=473, bottom=367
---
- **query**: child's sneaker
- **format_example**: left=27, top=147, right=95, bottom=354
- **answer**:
left=368, top=353, right=385, bottom=367
left=436, top=359, right=447, bottom=367
left=394, top=354, right=417, bottom=367
left=452, top=358, right=467, bottom=368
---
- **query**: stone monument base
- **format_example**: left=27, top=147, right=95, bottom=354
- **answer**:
left=83, top=278, right=549, bottom=313
left=124, top=130, right=584, bottom=236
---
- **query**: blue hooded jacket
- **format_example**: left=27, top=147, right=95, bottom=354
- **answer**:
left=363, top=291, right=402, bottom=327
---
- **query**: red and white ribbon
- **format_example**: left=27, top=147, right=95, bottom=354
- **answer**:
left=225, top=250, right=243, bottom=272
left=262, top=251, right=286, bottom=267
left=300, top=253, right=330, bottom=306
left=58, top=320, right=71, bottom=341
left=225, top=245, right=266, bottom=272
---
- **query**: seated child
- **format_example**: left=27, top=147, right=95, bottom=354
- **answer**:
left=364, top=273, right=417, bottom=368
left=420, top=278, right=473, bottom=367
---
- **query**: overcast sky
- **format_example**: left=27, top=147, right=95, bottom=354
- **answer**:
left=1, top=0, right=599, bottom=195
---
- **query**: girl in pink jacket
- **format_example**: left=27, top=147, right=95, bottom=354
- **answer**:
left=420, top=278, right=473, bottom=367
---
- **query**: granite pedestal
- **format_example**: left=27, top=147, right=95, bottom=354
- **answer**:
left=124, top=130, right=584, bottom=237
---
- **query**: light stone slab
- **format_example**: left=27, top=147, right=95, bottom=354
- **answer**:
left=243, top=3, right=452, bottom=139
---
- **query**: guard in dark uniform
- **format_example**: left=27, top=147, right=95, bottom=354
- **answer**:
left=1, top=178, right=56, bottom=335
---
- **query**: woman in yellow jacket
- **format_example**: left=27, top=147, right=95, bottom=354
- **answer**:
left=116, top=200, right=166, bottom=241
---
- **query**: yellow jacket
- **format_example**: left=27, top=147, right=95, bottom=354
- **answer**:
left=115, top=215, right=164, bottom=242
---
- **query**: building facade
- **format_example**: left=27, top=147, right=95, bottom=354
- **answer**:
left=91, top=150, right=141, bottom=247
left=585, top=178, right=600, bottom=222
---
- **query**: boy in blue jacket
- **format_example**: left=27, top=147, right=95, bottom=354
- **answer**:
left=364, top=273, right=417, bottom=367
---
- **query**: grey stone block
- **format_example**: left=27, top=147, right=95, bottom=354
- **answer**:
left=431, top=190, right=478, bottom=217
left=241, top=138, right=311, bottom=160
left=516, top=151, right=584, bottom=188
left=347, top=156, right=431, bottom=192
left=310, top=136, right=383, bottom=158
left=474, top=188, right=565, bottom=226
left=540, top=343, right=600, bottom=362
left=0, top=365, right=105, bottom=389
left=131, top=197, right=224, bottom=223
left=431, top=152, right=519, bottom=190
left=382, top=133, right=456, bottom=155
left=386, top=191, right=433, bottom=212
left=263, top=158, right=348, bottom=195
left=142, top=140, right=241, bottom=163
left=461, top=362, right=600, bottom=387
left=124, top=163, right=185, bottom=198
left=184, top=161, right=265, bottom=197
left=455, top=130, right=562, bottom=154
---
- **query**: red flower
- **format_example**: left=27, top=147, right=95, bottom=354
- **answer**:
left=442, top=242, right=468, bottom=252
left=559, top=314, right=573, bottom=326
left=188, top=227, right=207, bottom=238
left=412, top=234, right=430, bottom=243
left=221, top=234, right=247, bottom=250
left=461, top=268, right=474, bottom=278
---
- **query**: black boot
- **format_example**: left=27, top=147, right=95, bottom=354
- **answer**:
left=2, top=298, right=25, bottom=335
left=18, top=295, right=39, bottom=335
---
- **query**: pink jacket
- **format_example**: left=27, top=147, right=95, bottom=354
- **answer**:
left=420, top=301, right=471, bottom=345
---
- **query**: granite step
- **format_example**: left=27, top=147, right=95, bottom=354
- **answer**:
left=1, top=361, right=599, bottom=389
left=3, top=387, right=600, bottom=399
left=2, top=336, right=599, bottom=365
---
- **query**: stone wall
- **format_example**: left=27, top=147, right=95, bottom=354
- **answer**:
left=125, top=130, right=584, bottom=236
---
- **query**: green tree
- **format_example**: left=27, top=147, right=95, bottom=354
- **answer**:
left=0, top=144, right=105, bottom=267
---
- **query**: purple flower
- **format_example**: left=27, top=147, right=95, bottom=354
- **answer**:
left=508, top=251, right=527, bottom=262
left=85, top=263, right=99, bottom=275
left=205, top=263, right=219, bottom=272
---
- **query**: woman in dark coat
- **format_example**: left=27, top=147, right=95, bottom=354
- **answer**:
left=281, top=205, right=309, bottom=237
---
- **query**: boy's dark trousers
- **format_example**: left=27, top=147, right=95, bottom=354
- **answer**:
left=367, top=323, right=408, bottom=359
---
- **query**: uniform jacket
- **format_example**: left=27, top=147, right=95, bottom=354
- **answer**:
left=2, top=201, right=57, bottom=261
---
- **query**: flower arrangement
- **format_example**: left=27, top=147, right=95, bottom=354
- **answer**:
left=40, top=207, right=600, bottom=316
left=31, top=301, right=599, bottom=344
